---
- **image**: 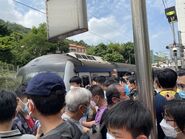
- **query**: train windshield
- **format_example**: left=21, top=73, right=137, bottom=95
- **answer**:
left=19, top=71, right=64, bottom=84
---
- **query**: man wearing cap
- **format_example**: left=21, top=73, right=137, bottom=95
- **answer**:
left=25, top=72, right=82, bottom=139
left=0, top=90, right=36, bottom=139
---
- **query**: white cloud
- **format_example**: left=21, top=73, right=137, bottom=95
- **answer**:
left=0, top=0, right=45, bottom=28
left=17, top=10, right=45, bottom=28
left=69, top=16, right=132, bottom=45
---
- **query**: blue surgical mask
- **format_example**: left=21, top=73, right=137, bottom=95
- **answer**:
left=22, top=102, right=29, bottom=114
left=124, top=85, right=130, bottom=96
left=179, top=90, right=185, bottom=99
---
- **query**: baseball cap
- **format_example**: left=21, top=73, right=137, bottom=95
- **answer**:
left=25, top=72, right=66, bottom=96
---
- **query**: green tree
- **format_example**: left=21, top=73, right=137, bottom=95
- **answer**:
left=119, top=42, right=135, bottom=64
left=17, top=23, right=69, bottom=66
left=87, top=42, right=135, bottom=63
left=0, top=23, right=11, bottom=36
left=103, top=52, right=124, bottom=62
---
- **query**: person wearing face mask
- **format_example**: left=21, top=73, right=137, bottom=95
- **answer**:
left=89, top=85, right=107, bottom=125
left=24, top=72, right=82, bottom=139
left=0, top=90, right=36, bottom=139
left=62, top=87, right=92, bottom=133
left=177, top=69, right=185, bottom=100
left=154, top=68, right=178, bottom=139
left=12, top=84, right=37, bottom=135
left=160, top=100, right=185, bottom=139
left=106, top=100, right=153, bottom=139
left=119, top=77, right=130, bottom=96
left=127, top=76, right=138, bottom=100
left=101, top=83, right=128, bottom=139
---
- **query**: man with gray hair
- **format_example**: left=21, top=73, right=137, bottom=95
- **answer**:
left=62, top=87, right=92, bottom=133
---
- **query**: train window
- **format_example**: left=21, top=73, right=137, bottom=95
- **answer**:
left=75, top=54, right=82, bottom=59
left=81, top=55, right=88, bottom=59
left=87, top=56, right=92, bottom=60
left=91, top=56, right=96, bottom=60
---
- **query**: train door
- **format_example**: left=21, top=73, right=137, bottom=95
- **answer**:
left=64, top=61, right=77, bottom=91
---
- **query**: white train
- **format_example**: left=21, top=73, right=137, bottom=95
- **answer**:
left=17, top=52, right=135, bottom=91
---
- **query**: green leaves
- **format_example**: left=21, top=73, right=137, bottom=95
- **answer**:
left=87, top=42, right=135, bottom=64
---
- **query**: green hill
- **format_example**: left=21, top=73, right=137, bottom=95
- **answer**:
left=0, top=19, right=30, bottom=36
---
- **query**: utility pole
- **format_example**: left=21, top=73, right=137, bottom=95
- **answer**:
left=131, top=0, right=157, bottom=139
left=178, top=31, right=184, bottom=68
left=165, top=6, right=178, bottom=70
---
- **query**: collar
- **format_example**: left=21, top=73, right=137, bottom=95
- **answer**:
left=0, top=129, right=22, bottom=138
left=160, top=90, right=177, bottom=97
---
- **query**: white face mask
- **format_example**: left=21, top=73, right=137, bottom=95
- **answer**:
left=106, top=132, right=115, bottom=139
left=160, top=119, right=177, bottom=138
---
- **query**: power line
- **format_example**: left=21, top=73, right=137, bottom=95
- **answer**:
left=12, top=0, right=114, bottom=43
left=13, top=0, right=46, bottom=14
left=88, top=31, right=112, bottom=43
left=162, top=0, right=167, bottom=8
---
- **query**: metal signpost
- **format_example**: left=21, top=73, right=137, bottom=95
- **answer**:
left=131, top=0, right=157, bottom=139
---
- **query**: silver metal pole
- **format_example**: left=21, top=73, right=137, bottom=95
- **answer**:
left=171, top=22, right=176, bottom=44
left=131, top=0, right=157, bottom=139
left=178, top=31, right=184, bottom=68
left=171, top=22, right=178, bottom=70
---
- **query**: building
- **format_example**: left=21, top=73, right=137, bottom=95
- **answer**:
left=68, top=44, right=86, bottom=53
left=176, top=0, right=185, bottom=45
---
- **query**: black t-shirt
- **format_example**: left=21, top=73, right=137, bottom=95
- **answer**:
left=41, top=121, right=82, bottom=139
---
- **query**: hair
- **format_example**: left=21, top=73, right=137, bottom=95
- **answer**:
left=69, top=76, right=82, bottom=84
left=157, top=68, right=177, bottom=89
left=89, top=85, right=104, bottom=98
left=119, top=77, right=127, bottom=84
left=152, top=69, right=161, bottom=82
left=106, top=100, right=153, bottom=138
left=177, top=69, right=185, bottom=77
left=104, top=77, right=118, bottom=87
left=95, top=76, right=106, bottom=85
left=65, top=87, right=92, bottom=112
left=164, top=100, right=185, bottom=133
left=27, top=88, right=66, bottom=116
left=0, top=90, right=17, bottom=123
left=106, top=84, right=120, bottom=106
left=128, top=75, right=136, bottom=84
left=15, top=83, right=27, bottom=98
left=124, top=72, right=131, bottom=76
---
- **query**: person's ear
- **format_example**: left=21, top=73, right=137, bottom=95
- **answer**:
left=136, top=135, right=148, bottom=139
left=79, top=105, right=85, bottom=114
left=28, top=99, right=35, bottom=115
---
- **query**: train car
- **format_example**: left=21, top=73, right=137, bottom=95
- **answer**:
left=17, top=52, right=135, bottom=91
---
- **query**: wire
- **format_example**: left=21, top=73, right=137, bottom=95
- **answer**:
left=13, top=0, right=46, bottom=14
left=88, top=31, right=112, bottom=43
left=162, top=0, right=167, bottom=9
left=12, top=0, right=116, bottom=43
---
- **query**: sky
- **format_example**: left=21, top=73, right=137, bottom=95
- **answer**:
left=0, top=0, right=177, bottom=55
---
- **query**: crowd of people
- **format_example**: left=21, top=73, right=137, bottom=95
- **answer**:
left=0, top=68, right=185, bottom=139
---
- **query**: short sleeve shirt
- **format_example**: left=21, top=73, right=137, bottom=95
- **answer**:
left=41, top=121, right=82, bottom=139
left=95, top=106, right=107, bottom=124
